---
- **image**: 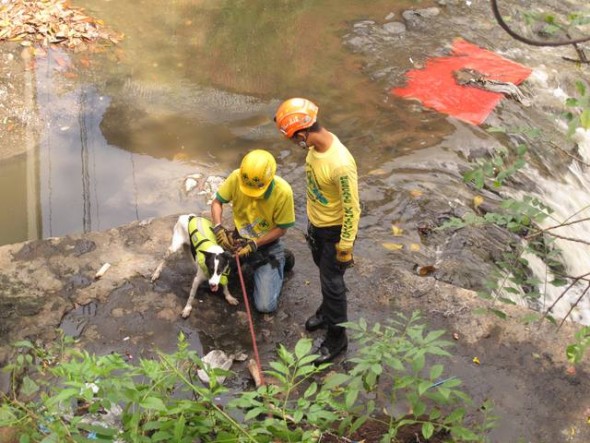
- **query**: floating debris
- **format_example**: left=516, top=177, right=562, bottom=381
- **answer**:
left=0, top=0, right=123, bottom=51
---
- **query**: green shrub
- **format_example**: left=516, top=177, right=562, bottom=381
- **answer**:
left=1, top=313, right=493, bottom=442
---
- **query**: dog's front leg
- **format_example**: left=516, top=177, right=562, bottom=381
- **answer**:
left=222, top=285, right=239, bottom=306
left=151, top=250, right=173, bottom=282
left=182, top=272, right=206, bottom=318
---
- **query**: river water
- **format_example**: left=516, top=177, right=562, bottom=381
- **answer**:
left=1, top=0, right=590, bottom=324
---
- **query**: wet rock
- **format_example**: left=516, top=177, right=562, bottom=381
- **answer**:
left=382, top=22, right=406, bottom=35
left=353, top=20, right=376, bottom=28
left=12, top=237, right=96, bottom=261
left=402, top=7, right=441, bottom=23
left=0, top=295, right=45, bottom=319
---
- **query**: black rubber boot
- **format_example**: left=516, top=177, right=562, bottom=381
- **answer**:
left=313, top=326, right=348, bottom=366
left=305, top=312, right=327, bottom=331
left=284, top=248, right=295, bottom=273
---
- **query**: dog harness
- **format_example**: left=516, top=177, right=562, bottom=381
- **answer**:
left=187, top=216, right=229, bottom=286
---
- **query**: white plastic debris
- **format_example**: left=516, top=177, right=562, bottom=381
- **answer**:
left=94, top=263, right=111, bottom=280
left=197, top=350, right=234, bottom=384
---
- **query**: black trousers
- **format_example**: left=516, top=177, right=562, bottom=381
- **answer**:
left=306, top=224, right=348, bottom=327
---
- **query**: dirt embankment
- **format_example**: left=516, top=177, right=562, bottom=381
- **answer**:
left=0, top=213, right=589, bottom=443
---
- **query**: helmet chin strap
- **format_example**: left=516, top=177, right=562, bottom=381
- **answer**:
left=297, top=129, right=311, bottom=149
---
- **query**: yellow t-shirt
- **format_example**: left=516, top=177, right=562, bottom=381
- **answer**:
left=215, top=170, right=295, bottom=240
left=306, top=134, right=360, bottom=249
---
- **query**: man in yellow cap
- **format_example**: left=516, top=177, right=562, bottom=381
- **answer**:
left=211, top=149, right=295, bottom=313
left=274, top=98, right=361, bottom=365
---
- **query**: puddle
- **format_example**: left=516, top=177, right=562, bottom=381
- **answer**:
left=59, top=301, right=97, bottom=339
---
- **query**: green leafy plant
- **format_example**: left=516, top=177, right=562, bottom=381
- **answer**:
left=1, top=316, right=493, bottom=442
left=462, top=144, right=526, bottom=190
left=564, top=80, right=590, bottom=136
left=327, top=312, right=496, bottom=442
left=566, top=326, right=590, bottom=365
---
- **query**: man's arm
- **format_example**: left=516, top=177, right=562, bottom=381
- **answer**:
left=211, top=198, right=224, bottom=226
left=337, top=167, right=360, bottom=249
left=255, top=227, right=287, bottom=248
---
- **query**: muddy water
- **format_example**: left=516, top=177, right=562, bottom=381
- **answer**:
left=0, top=0, right=417, bottom=246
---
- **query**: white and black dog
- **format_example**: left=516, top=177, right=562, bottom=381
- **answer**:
left=151, top=215, right=239, bottom=318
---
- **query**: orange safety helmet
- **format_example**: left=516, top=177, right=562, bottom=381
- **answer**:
left=239, top=149, right=277, bottom=198
left=274, top=98, right=319, bottom=139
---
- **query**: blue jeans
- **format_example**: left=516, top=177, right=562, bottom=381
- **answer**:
left=245, top=240, right=286, bottom=313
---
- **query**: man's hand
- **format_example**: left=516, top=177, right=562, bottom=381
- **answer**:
left=212, top=224, right=234, bottom=251
left=335, top=243, right=354, bottom=270
left=236, top=239, right=257, bottom=258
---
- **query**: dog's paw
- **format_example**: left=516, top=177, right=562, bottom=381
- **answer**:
left=226, top=295, right=239, bottom=306
left=181, top=307, right=192, bottom=318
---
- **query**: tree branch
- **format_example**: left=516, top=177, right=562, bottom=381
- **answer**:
left=491, top=0, right=590, bottom=47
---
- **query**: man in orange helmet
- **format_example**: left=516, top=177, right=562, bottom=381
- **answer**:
left=211, top=149, right=295, bottom=313
left=274, top=98, right=361, bottom=365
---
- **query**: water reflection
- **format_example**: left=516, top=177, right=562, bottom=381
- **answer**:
left=0, top=0, right=410, bottom=246
left=33, top=48, right=230, bottom=240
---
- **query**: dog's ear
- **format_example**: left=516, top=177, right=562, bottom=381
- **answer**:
left=202, top=250, right=214, bottom=259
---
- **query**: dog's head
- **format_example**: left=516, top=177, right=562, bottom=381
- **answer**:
left=202, top=250, right=232, bottom=292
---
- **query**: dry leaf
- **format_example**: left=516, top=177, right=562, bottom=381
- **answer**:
left=0, top=0, right=122, bottom=51
left=382, top=242, right=403, bottom=251
left=473, top=195, right=484, bottom=208
left=416, top=265, right=436, bottom=276
left=409, top=189, right=423, bottom=198
left=409, top=243, right=420, bottom=251
left=472, top=357, right=480, bottom=365
left=391, top=225, right=404, bottom=236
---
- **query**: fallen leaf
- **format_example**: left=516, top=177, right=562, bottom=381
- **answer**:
left=473, top=195, right=484, bottom=208
left=409, top=189, right=423, bottom=198
left=566, top=366, right=576, bottom=376
left=382, top=242, right=403, bottom=251
left=452, top=332, right=460, bottom=340
left=472, top=357, right=480, bottom=365
left=415, top=265, right=436, bottom=276
left=409, top=243, right=420, bottom=251
left=391, top=225, right=403, bottom=236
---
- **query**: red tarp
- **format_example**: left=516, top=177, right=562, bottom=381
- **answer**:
left=391, top=38, right=532, bottom=125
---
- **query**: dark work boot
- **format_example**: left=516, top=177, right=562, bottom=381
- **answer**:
left=284, top=248, right=295, bottom=273
left=313, top=326, right=348, bottom=366
left=305, top=312, right=327, bottom=331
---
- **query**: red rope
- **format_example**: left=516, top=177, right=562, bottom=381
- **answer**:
left=235, top=253, right=265, bottom=387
